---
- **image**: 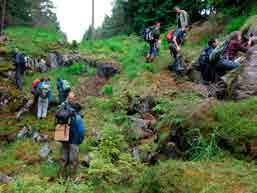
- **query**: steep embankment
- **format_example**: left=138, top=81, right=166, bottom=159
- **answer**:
left=1, top=14, right=257, bottom=193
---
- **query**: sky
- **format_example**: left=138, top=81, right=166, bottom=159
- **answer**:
left=52, top=0, right=113, bottom=42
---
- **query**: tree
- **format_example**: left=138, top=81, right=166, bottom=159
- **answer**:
left=1, top=0, right=6, bottom=35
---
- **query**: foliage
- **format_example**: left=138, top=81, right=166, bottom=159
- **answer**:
left=185, top=129, right=223, bottom=161
left=5, top=26, right=66, bottom=56
left=2, top=0, right=59, bottom=29
left=101, top=84, right=114, bottom=96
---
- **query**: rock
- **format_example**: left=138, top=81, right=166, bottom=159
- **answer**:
left=129, top=116, right=150, bottom=130
left=224, top=46, right=257, bottom=99
left=91, top=128, right=101, bottom=140
left=16, top=99, right=34, bottom=120
left=17, top=126, right=32, bottom=139
left=128, top=96, right=156, bottom=115
left=132, top=147, right=140, bottom=160
left=47, top=53, right=59, bottom=68
left=96, top=63, right=119, bottom=79
left=81, top=154, right=92, bottom=168
left=39, top=144, right=51, bottom=159
left=0, top=173, right=12, bottom=184
left=32, top=132, right=48, bottom=143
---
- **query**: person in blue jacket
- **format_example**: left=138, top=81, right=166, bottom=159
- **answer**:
left=59, top=92, right=85, bottom=178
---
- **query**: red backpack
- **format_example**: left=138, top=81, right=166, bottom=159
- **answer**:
left=166, top=30, right=175, bottom=43
left=31, top=79, right=40, bottom=95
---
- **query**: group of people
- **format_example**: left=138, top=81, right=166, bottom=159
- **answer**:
left=144, top=6, right=255, bottom=83
left=199, top=31, right=255, bottom=84
left=144, top=6, right=190, bottom=73
left=31, top=77, right=71, bottom=119
left=31, top=78, right=85, bottom=178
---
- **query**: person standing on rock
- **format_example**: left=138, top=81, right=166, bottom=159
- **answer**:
left=56, top=78, right=71, bottom=104
left=12, top=48, right=26, bottom=90
left=58, top=92, right=85, bottom=178
left=174, top=6, right=190, bottom=30
left=37, top=77, right=51, bottom=119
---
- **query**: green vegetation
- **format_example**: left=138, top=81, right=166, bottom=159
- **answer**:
left=5, top=27, right=66, bottom=56
left=1, top=6, right=257, bottom=193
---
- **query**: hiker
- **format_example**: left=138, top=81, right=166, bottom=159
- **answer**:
left=57, top=92, right=85, bottom=178
left=12, top=48, right=26, bottom=90
left=211, top=31, right=253, bottom=76
left=167, top=26, right=189, bottom=74
left=56, top=78, right=71, bottom=104
left=174, top=6, right=190, bottom=30
left=223, top=31, right=253, bottom=61
left=144, top=22, right=161, bottom=62
left=198, top=38, right=219, bottom=84
left=31, top=78, right=42, bottom=112
left=37, top=77, right=51, bottom=119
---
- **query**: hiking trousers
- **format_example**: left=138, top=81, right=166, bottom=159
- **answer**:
left=216, top=56, right=240, bottom=73
left=169, top=43, right=185, bottom=72
left=37, top=97, right=49, bottom=119
left=60, top=143, right=79, bottom=177
left=149, top=41, right=157, bottom=58
left=15, top=67, right=23, bottom=91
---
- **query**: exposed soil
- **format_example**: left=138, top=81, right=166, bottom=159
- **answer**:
left=76, top=75, right=108, bottom=101
left=144, top=70, right=208, bottom=97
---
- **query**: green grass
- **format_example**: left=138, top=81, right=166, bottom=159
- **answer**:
left=5, top=26, right=67, bottom=56
left=80, top=35, right=167, bottom=79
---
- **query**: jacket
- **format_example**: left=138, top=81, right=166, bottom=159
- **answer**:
left=69, top=113, right=85, bottom=145
left=176, top=10, right=189, bottom=29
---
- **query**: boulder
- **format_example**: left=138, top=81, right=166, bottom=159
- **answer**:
left=132, top=147, right=141, bottom=161
left=224, top=46, right=257, bottom=99
left=0, top=173, right=12, bottom=184
left=81, top=154, right=92, bottom=168
left=47, top=53, right=59, bottom=68
left=32, top=132, right=48, bottom=143
left=39, top=144, right=51, bottom=159
left=96, top=63, right=119, bottom=79
left=17, top=126, right=32, bottom=139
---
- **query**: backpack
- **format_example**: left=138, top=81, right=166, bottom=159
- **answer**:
left=198, top=47, right=211, bottom=70
left=167, top=30, right=175, bottom=43
left=61, top=80, right=71, bottom=91
left=15, top=53, right=26, bottom=64
left=39, top=82, right=50, bottom=99
left=55, top=103, right=75, bottom=124
left=143, top=27, right=154, bottom=42
left=209, top=40, right=229, bottom=63
left=31, top=79, right=41, bottom=95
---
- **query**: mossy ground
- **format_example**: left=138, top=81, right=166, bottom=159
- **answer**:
left=1, top=14, right=257, bottom=193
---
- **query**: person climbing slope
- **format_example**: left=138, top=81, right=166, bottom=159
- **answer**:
left=210, top=31, right=254, bottom=76
left=12, top=48, right=26, bottom=91
left=144, top=22, right=161, bottom=63
left=37, top=77, right=51, bottom=119
left=174, top=6, right=190, bottom=30
left=198, top=38, right=219, bottom=84
left=56, top=78, right=71, bottom=104
left=56, top=92, right=85, bottom=178
left=167, top=26, right=189, bottom=74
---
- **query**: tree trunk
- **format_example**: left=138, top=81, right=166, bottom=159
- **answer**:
left=1, top=0, right=6, bottom=35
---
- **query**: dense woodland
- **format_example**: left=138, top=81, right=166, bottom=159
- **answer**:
left=0, top=0, right=59, bottom=30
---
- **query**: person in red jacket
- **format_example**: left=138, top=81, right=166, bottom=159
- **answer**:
left=223, top=31, right=253, bottom=60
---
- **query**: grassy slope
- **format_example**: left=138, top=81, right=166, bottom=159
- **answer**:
left=1, top=13, right=257, bottom=193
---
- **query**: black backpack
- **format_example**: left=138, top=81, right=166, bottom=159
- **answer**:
left=55, top=104, right=75, bottom=124
left=143, top=27, right=154, bottom=42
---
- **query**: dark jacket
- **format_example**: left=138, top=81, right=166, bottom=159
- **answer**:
left=13, top=52, right=26, bottom=73
left=69, top=113, right=85, bottom=145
